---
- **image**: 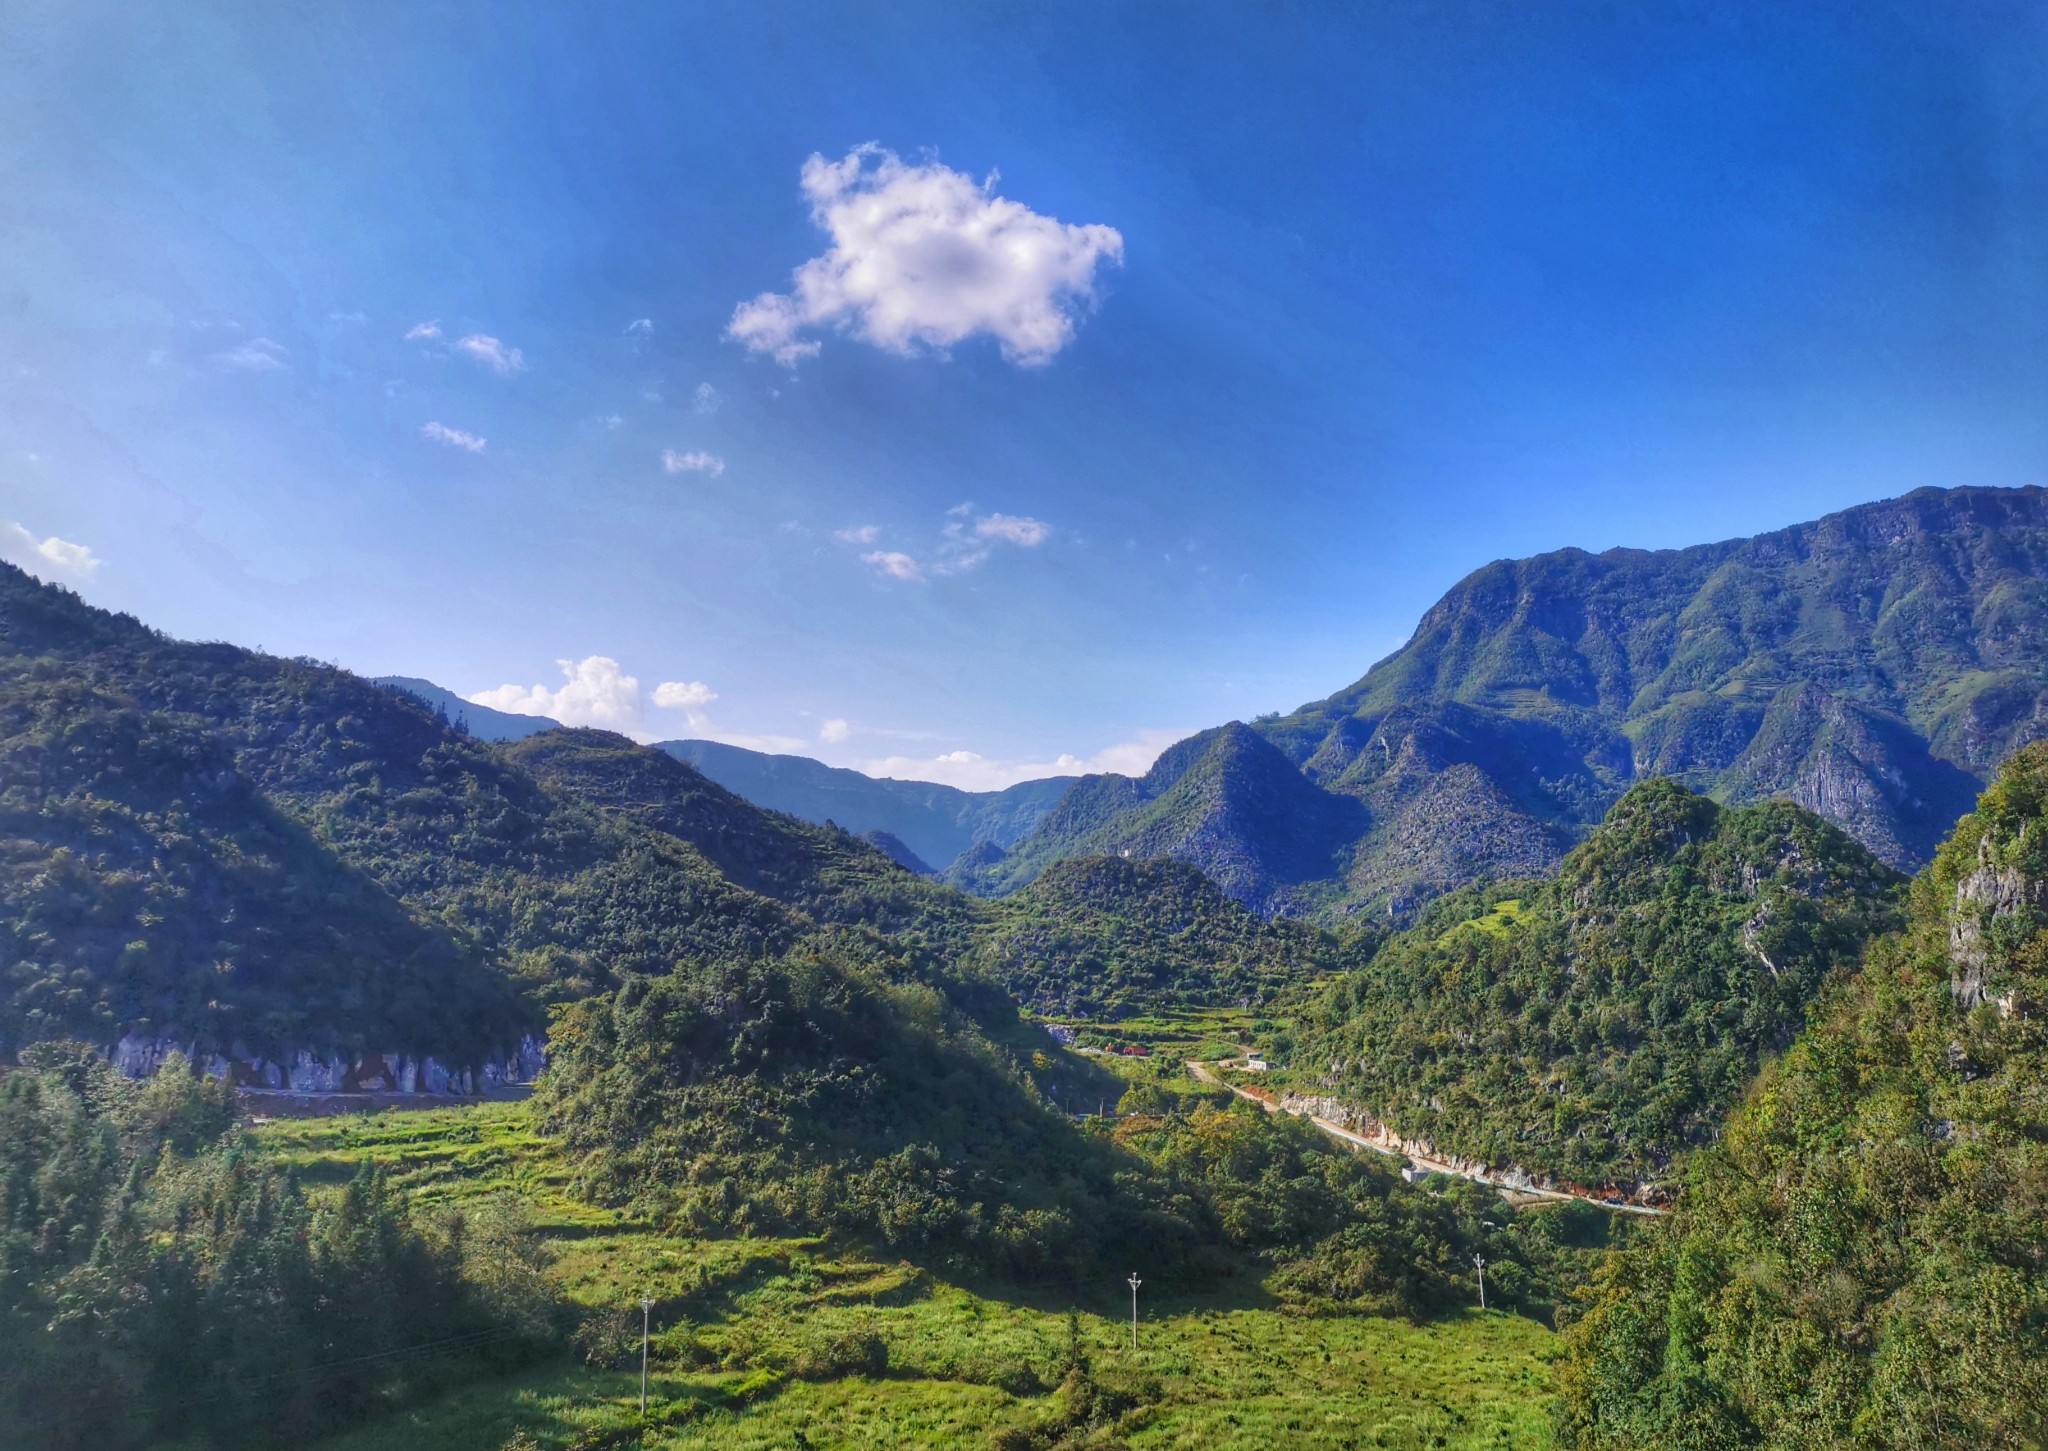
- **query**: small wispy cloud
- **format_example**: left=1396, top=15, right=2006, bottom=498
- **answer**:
left=693, top=382, right=723, bottom=414
left=833, top=508, right=1049, bottom=582
left=4, top=523, right=101, bottom=582
left=652, top=679, right=716, bottom=710
left=328, top=310, right=368, bottom=324
left=454, top=334, right=527, bottom=375
left=933, top=510, right=1051, bottom=574
left=625, top=318, right=654, bottom=336
left=861, top=550, right=924, bottom=582
left=661, top=449, right=725, bottom=477
left=215, top=337, right=288, bottom=372
left=819, top=718, right=852, bottom=743
left=976, top=512, right=1049, bottom=546
left=421, top=421, right=487, bottom=452
left=405, top=320, right=442, bottom=341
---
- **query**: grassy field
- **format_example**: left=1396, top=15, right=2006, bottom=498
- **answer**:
left=257, top=1102, right=1561, bottom=1450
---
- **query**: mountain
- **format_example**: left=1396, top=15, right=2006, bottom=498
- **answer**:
left=369, top=678, right=1077, bottom=872
left=660, top=737, right=1074, bottom=870
left=860, top=829, right=935, bottom=874
left=969, top=854, right=1367, bottom=1018
left=1558, top=743, right=2048, bottom=1447
left=0, top=564, right=1007, bottom=1080
left=946, top=720, right=1368, bottom=915
left=1293, top=780, right=1903, bottom=1191
left=976, top=486, right=2048, bottom=920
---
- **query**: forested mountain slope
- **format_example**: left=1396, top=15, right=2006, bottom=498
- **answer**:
left=1293, top=781, right=1903, bottom=1190
left=974, top=486, right=2048, bottom=920
left=4, top=562, right=1339, bottom=1088
left=945, top=720, right=1367, bottom=915
left=970, top=855, right=1365, bottom=1017
left=374, top=679, right=1076, bottom=872
left=0, top=564, right=973, bottom=1072
left=1559, top=742, right=2048, bottom=1449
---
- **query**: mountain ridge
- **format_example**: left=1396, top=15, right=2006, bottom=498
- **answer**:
left=370, top=678, right=1075, bottom=871
left=974, top=485, right=2048, bottom=920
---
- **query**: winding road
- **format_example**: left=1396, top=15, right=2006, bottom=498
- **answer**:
left=1186, top=1060, right=1667, bottom=1217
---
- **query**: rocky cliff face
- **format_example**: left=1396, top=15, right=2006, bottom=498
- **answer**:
left=109, top=1032, right=548, bottom=1095
left=1936, top=741, right=2048, bottom=1013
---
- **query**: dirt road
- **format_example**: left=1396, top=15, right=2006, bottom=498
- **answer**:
left=1186, top=1061, right=1666, bottom=1216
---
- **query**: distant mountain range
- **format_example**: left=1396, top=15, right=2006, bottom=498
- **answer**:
left=955, top=485, right=2048, bottom=919
left=386, top=485, right=2048, bottom=923
left=372, top=677, right=1075, bottom=871
left=660, top=740, right=1074, bottom=871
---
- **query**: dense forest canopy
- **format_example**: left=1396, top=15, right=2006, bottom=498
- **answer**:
left=1294, top=781, right=1904, bottom=1188
left=1558, top=742, right=2048, bottom=1448
left=968, top=854, right=1364, bottom=1018
left=0, top=1048, right=559, bottom=1449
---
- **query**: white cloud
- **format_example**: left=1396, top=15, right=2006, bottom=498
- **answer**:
left=405, top=320, right=442, bottom=341
left=652, top=680, right=718, bottom=710
left=469, top=656, right=793, bottom=747
left=693, top=382, right=723, bottom=414
left=859, top=728, right=1184, bottom=791
left=215, top=337, right=288, bottom=372
left=454, top=334, right=527, bottom=375
left=727, top=145, right=1123, bottom=367
left=595, top=413, right=625, bottom=430
left=861, top=550, right=923, bottom=582
left=470, top=656, right=645, bottom=732
left=4, top=523, right=102, bottom=582
left=626, top=318, right=654, bottom=335
left=421, top=421, right=487, bottom=452
left=976, top=512, right=1049, bottom=546
left=661, top=449, right=726, bottom=477
left=819, top=718, right=851, bottom=743
left=328, top=310, right=367, bottom=324
left=931, top=510, right=1051, bottom=575
left=839, top=508, right=1049, bottom=580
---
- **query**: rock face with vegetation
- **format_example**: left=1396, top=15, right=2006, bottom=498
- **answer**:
left=1558, top=742, right=2048, bottom=1449
left=972, top=486, right=2048, bottom=920
left=1293, top=780, right=1904, bottom=1190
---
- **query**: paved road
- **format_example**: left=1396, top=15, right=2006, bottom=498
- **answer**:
left=1186, top=1060, right=1666, bottom=1217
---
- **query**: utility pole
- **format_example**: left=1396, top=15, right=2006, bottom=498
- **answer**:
left=639, top=1294, right=655, bottom=1412
left=1128, top=1273, right=1143, bottom=1350
left=1473, top=1254, right=1487, bottom=1312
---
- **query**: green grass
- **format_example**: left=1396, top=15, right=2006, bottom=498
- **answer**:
left=1435, top=898, right=1522, bottom=945
left=1039, top=1002, right=1281, bottom=1060
left=264, top=1103, right=1559, bottom=1451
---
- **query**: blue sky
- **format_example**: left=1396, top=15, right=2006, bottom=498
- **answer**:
left=5, top=1, right=2046, bottom=787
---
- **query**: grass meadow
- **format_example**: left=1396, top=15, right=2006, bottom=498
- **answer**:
left=256, top=1103, right=1560, bottom=1450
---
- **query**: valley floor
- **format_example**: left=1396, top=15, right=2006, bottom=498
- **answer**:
left=256, top=1103, right=1559, bottom=1451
